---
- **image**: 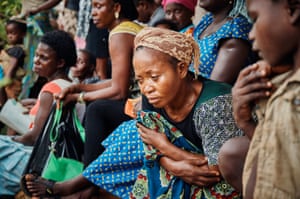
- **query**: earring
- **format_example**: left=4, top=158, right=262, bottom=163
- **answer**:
left=229, top=0, right=233, bottom=4
left=114, top=12, right=119, bottom=19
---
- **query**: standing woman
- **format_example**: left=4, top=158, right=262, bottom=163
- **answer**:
left=56, top=0, right=142, bottom=168
left=194, top=0, right=253, bottom=85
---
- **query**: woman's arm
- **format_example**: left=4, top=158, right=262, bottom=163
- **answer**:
left=137, top=122, right=221, bottom=186
left=57, top=33, right=135, bottom=103
left=137, top=123, right=205, bottom=160
left=210, top=38, right=251, bottom=85
left=232, top=63, right=272, bottom=139
left=14, top=92, right=54, bottom=145
left=26, top=0, right=61, bottom=16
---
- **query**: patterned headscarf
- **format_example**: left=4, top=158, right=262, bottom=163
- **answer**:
left=229, top=0, right=251, bottom=22
left=134, top=27, right=200, bottom=76
left=161, top=0, right=197, bottom=13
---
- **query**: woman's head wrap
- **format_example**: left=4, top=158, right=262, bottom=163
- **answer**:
left=134, top=27, right=200, bottom=75
left=161, top=0, right=197, bottom=13
left=229, top=0, right=251, bottom=22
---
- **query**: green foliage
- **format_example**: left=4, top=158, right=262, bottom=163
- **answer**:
left=0, top=0, right=22, bottom=46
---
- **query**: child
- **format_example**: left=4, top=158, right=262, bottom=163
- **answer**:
left=0, top=47, right=26, bottom=136
left=230, top=0, right=300, bottom=198
left=0, top=46, right=26, bottom=87
left=5, top=19, right=27, bottom=47
left=69, top=49, right=100, bottom=84
left=152, top=18, right=178, bottom=31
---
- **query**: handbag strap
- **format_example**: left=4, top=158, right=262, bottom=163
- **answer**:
left=49, top=101, right=63, bottom=143
left=49, top=101, right=85, bottom=143
left=72, top=107, right=85, bottom=142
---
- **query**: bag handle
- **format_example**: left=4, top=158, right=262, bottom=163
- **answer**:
left=49, top=101, right=85, bottom=143
left=49, top=101, right=63, bottom=143
left=72, top=107, right=85, bottom=142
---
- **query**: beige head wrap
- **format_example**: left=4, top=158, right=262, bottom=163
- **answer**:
left=134, top=27, right=200, bottom=76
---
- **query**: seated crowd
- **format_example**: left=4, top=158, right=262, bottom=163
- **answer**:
left=1, top=0, right=300, bottom=198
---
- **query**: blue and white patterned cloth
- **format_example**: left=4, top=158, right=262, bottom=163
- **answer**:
left=193, top=13, right=252, bottom=78
left=0, top=135, right=32, bottom=195
left=83, top=120, right=144, bottom=198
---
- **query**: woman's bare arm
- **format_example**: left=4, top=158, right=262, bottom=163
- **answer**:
left=210, top=38, right=251, bottom=85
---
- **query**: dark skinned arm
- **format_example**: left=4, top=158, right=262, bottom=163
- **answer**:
left=210, top=38, right=251, bottom=85
left=26, top=0, right=61, bottom=16
left=137, top=123, right=221, bottom=187
left=14, top=92, right=54, bottom=145
left=232, top=62, right=272, bottom=139
left=56, top=33, right=134, bottom=103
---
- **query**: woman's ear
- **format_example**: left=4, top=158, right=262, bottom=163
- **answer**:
left=288, top=3, right=300, bottom=25
left=176, top=62, right=188, bottom=79
left=114, top=2, right=121, bottom=16
left=57, top=59, right=65, bottom=69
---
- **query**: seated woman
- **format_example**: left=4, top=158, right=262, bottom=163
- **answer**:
left=129, top=27, right=244, bottom=198
left=56, top=0, right=142, bottom=169
left=162, top=0, right=197, bottom=35
left=24, top=27, right=244, bottom=198
left=0, top=30, right=76, bottom=196
left=194, top=0, right=254, bottom=85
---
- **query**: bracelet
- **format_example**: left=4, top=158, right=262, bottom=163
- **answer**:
left=77, top=92, right=85, bottom=104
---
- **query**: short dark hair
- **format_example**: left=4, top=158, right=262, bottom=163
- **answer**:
left=113, top=0, right=138, bottom=20
left=40, top=30, right=77, bottom=69
left=6, top=19, right=27, bottom=34
left=153, top=19, right=178, bottom=31
left=80, top=49, right=96, bottom=67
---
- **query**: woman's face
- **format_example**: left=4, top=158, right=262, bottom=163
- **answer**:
left=33, top=43, right=61, bottom=78
left=247, top=0, right=296, bottom=66
left=165, top=3, right=193, bottom=30
left=198, top=0, right=228, bottom=12
left=91, top=0, right=116, bottom=29
left=133, top=47, right=182, bottom=108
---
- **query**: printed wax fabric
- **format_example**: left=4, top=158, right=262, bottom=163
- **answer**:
left=130, top=111, right=241, bottom=199
left=83, top=120, right=144, bottom=199
left=193, top=13, right=252, bottom=78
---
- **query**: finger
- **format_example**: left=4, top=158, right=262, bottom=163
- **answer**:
left=237, top=91, right=271, bottom=106
left=234, top=81, right=272, bottom=97
left=236, top=63, right=259, bottom=82
left=192, top=176, right=221, bottom=186
left=235, top=71, right=268, bottom=90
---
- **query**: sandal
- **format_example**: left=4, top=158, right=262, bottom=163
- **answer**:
left=20, top=174, right=56, bottom=198
left=20, top=174, right=33, bottom=197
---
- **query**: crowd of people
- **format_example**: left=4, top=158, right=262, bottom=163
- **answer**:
left=0, top=0, right=300, bottom=198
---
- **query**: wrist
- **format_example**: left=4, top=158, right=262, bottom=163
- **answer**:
left=77, top=92, right=85, bottom=104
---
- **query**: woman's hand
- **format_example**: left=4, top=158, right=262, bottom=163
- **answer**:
left=232, top=61, right=272, bottom=138
left=136, top=122, right=170, bottom=151
left=54, top=85, right=80, bottom=105
left=161, top=157, right=221, bottom=187
left=20, top=98, right=37, bottom=114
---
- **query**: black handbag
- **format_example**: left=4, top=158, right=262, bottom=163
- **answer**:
left=22, top=102, right=85, bottom=181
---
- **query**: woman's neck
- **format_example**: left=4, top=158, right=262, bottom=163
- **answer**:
left=164, top=79, right=202, bottom=122
left=211, top=7, right=232, bottom=24
left=108, top=18, right=128, bottom=31
left=48, top=70, right=69, bottom=82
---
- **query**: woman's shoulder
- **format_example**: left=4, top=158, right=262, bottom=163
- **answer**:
left=110, top=21, right=143, bottom=37
left=196, top=78, right=232, bottom=105
left=41, top=79, right=72, bottom=94
left=220, top=15, right=252, bottom=40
